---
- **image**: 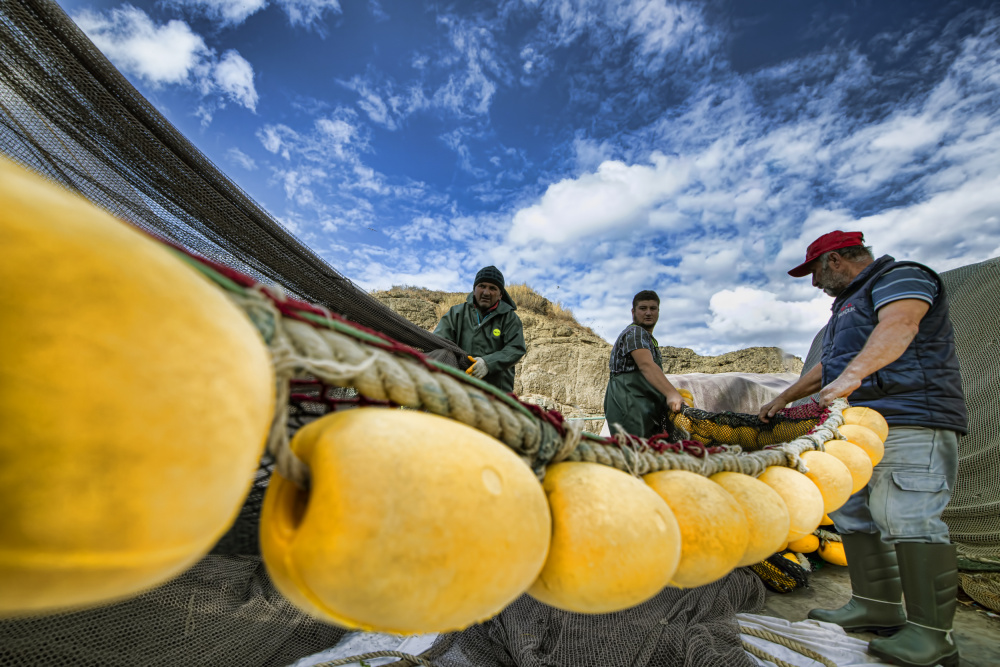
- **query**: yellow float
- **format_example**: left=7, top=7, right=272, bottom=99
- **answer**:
left=842, top=406, right=889, bottom=442
left=823, top=439, right=873, bottom=493
left=261, top=408, right=551, bottom=634
left=0, top=158, right=274, bottom=616
left=787, top=534, right=820, bottom=554
left=800, top=450, right=853, bottom=513
left=818, top=540, right=848, bottom=566
left=645, top=471, right=750, bottom=588
left=838, top=424, right=885, bottom=466
left=528, top=462, right=681, bottom=613
left=757, top=466, right=825, bottom=543
left=707, top=472, right=789, bottom=568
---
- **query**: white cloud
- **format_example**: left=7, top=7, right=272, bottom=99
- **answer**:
left=169, top=0, right=267, bottom=25
left=227, top=147, right=257, bottom=170
left=709, top=288, right=832, bottom=350
left=213, top=50, right=258, bottom=110
left=277, top=0, right=343, bottom=27
left=73, top=6, right=258, bottom=116
left=74, top=6, right=208, bottom=85
left=508, top=153, right=691, bottom=244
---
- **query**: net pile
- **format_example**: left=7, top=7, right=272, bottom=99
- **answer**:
left=0, top=557, right=347, bottom=667
left=429, top=572, right=767, bottom=667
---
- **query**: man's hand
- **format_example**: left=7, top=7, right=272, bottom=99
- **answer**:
left=759, top=396, right=789, bottom=423
left=665, top=390, right=685, bottom=413
left=466, top=356, right=489, bottom=379
left=818, top=374, right=861, bottom=407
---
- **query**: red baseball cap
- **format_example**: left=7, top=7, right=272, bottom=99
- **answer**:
left=788, top=230, right=865, bottom=277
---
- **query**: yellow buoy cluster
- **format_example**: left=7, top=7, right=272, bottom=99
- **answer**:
left=0, top=158, right=275, bottom=616
left=1, top=157, right=893, bottom=627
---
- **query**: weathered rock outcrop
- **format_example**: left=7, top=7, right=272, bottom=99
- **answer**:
left=371, top=286, right=803, bottom=424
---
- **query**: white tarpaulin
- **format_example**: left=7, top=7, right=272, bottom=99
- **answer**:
left=600, top=372, right=799, bottom=436
left=738, top=613, right=888, bottom=667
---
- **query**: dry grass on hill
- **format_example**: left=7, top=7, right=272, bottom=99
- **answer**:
left=506, top=283, right=576, bottom=322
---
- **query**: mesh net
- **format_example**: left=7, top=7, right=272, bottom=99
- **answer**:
left=0, top=556, right=347, bottom=667
left=0, top=0, right=463, bottom=360
left=748, top=555, right=809, bottom=595
left=429, top=571, right=767, bottom=667
left=669, top=403, right=828, bottom=449
left=939, top=257, right=1000, bottom=563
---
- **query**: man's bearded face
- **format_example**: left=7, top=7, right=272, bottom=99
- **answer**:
left=812, top=257, right=852, bottom=297
left=474, top=282, right=501, bottom=309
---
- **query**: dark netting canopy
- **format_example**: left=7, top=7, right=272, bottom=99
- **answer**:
left=0, top=0, right=463, bottom=360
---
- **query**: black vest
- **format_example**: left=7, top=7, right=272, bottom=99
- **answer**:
left=820, top=255, right=967, bottom=434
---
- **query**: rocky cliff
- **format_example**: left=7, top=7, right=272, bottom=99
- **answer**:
left=372, top=285, right=803, bottom=424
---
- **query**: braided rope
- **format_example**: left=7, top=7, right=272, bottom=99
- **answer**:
left=739, top=624, right=839, bottom=667
left=169, top=249, right=850, bottom=487
left=244, top=279, right=848, bottom=485
left=816, top=528, right=843, bottom=543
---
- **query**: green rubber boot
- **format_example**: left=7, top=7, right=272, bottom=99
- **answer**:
left=808, top=532, right=906, bottom=634
left=868, top=542, right=960, bottom=667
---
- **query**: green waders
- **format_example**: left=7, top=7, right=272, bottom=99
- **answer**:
left=868, top=542, right=960, bottom=667
left=603, top=371, right=666, bottom=439
left=808, top=532, right=906, bottom=634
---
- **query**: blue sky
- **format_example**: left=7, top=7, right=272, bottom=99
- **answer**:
left=56, top=0, right=1000, bottom=358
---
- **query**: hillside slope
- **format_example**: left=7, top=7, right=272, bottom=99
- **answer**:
left=372, top=285, right=803, bottom=421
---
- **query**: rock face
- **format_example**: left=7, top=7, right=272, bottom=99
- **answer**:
left=371, top=286, right=803, bottom=425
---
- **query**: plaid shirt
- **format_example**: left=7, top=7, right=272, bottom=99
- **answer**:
left=609, top=324, right=661, bottom=377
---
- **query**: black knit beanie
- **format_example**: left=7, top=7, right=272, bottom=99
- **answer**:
left=474, top=265, right=505, bottom=291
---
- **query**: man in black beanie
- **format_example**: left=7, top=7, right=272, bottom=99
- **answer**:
left=434, top=266, right=526, bottom=392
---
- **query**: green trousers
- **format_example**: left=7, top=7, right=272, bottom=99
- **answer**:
left=603, top=371, right=666, bottom=439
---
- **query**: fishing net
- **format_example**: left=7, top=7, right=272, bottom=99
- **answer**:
left=670, top=403, right=828, bottom=449
left=748, top=554, right=810, bottom=595
left=0, top=556, right=348, bottom=667
left=429, top=571, right=766, bottom=667
left=0, top=0, right=462, bottom=362
left=3, top=0, right=998, bottom=663
left=938, top=257, right=1000, bottom=566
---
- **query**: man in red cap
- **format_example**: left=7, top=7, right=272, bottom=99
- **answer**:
left=760, top=231, right=966, bottom=667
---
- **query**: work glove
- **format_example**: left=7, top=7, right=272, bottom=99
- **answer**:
left=466, top=356, right=489, bottom=380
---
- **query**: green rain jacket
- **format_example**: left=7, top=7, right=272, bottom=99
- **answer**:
left=434, top=292, right=526, bottom=392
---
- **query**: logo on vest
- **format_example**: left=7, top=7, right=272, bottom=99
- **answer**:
left=492, top=328, right=501, bottom=337
left=838, top=303, right=856, bottom=318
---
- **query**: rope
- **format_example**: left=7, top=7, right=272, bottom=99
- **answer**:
left=815, top=529, right=842, bottom=543
left=739, top=624, right=839, bottom=667
left=309, top=649, right=434, bottom=667
left=741, top=640, right=800, bottom=667
left=171, top=246, right=850, bottom=486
